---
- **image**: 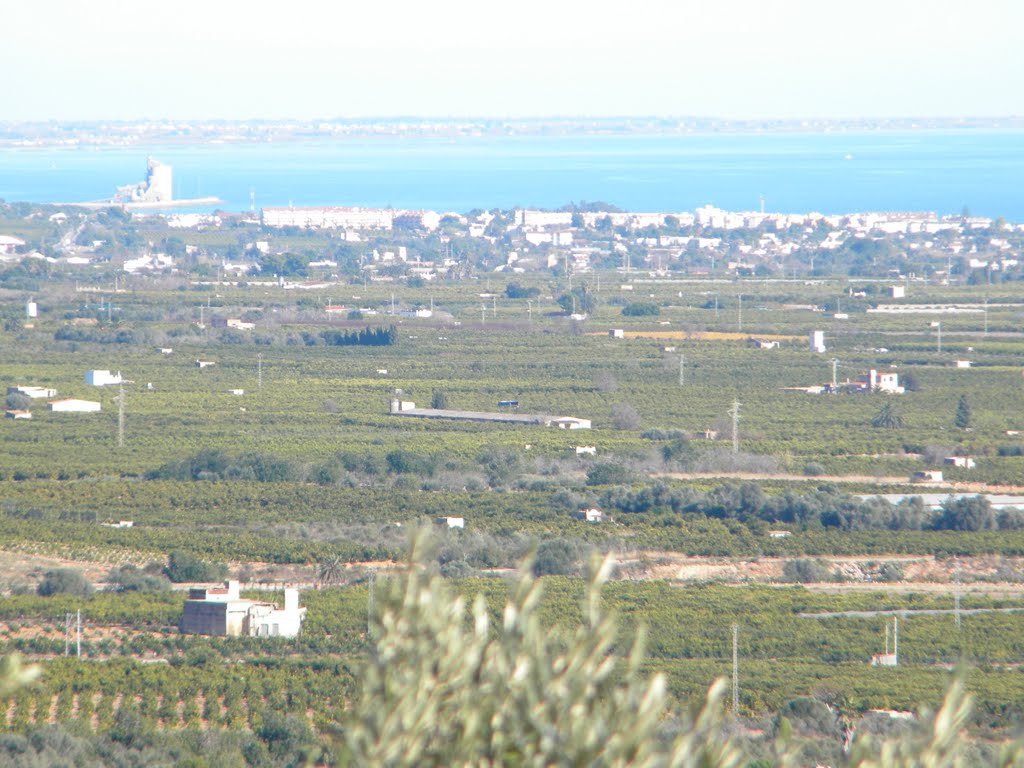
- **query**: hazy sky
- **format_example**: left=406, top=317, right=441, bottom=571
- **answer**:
left=5, top=0, right=1023, bottom=120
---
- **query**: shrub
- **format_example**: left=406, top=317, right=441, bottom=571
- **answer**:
left=36, top=569, right=93, bottom=598
left=586, top=463, right=639, bottom=486
left=932, top=495, right=995, bottom=532
left=431, top=389, right=449, bottom=409
left=164, top=551, right=228, bottom=583
left=877, top=562, right=905, bottom=582
left=610, top=402, right=641, bottom=430
left=106, top=565, right=170, bottom=592
left=781, top=559, right=831, bottom=584
left=533, top=539, right=583, bottom=576
left=4, top=392, right=32, bottom=411
left=622, top=302, right=661, bottom=316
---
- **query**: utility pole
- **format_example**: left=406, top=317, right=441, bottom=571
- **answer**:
left=954, top=558, right=961, bottom=630
left=527, top=300, right=532, bottom=324
left=367, top=569, right=376, bottom=633
left=679, top=354, right=685, bottom=387
left=893, top=617, right=899, bottom=665
left=116, top=384, right=125, bottom=449
left=257, top=353, right=263, bottom=389
left=728, top=400, right=741, bottom=454
left=732, top=623, right=739, bottom=714
left=830, top=358, right=839, bottom=390
left=737, top=294, right=743, bottom=332
left=481, top=304, right=486, bottom=325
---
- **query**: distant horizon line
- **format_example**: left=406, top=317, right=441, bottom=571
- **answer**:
left=2, top=114, right=1022, bottom=126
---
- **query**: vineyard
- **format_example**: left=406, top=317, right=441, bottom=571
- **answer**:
left=4, top=577, right=1024, bottom=744
left=3, top=261, right=1024, bottom=760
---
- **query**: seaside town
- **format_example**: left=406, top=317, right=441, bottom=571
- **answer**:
left=1, top=156, right=1020, bottom=286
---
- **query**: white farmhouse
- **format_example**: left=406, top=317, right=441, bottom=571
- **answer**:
left=550, top=417, right=591, bottom=430
left=85, top=370, right=123, bottom=386
left=858, top=370, right=904, bottom=394
left=943, top=456, right=976, bottom=469
left=8, top=386, right=57, bottom=399
left=180, top=581, right=305, bottom=638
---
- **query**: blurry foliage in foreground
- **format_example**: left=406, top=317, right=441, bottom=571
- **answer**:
left=343, top=533, right=1023, bottom=767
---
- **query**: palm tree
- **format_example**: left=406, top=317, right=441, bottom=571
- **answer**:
left=871, top=402, right=903, bottom=430
left=317, top=553, right=346, bottom=588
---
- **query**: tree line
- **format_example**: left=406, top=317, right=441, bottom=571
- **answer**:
left=598, top=481, right=1023, bottom=532
left=319, top=325, right=396, bottom=347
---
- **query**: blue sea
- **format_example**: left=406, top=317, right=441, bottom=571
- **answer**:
left=0, top=130, right=1021, bottom=220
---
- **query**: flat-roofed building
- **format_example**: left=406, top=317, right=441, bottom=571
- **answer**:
left=181, top=581, right=305, bottom=638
